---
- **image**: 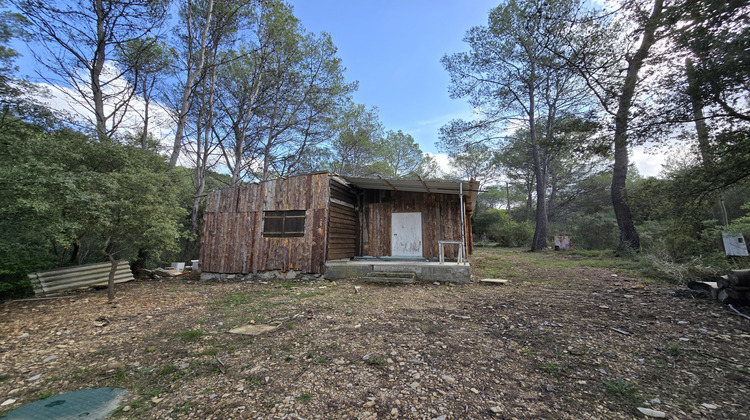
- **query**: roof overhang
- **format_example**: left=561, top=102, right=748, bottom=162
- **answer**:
left=342, top=175, right=480, bottom=212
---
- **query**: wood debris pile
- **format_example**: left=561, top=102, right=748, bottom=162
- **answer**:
left=690, top=269, right=750, bottom=305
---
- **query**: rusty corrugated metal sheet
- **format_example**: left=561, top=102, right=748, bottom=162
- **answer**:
left=27, top=261, right=134, bottom=296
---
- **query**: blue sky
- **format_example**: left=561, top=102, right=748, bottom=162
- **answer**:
left=12, top=0, right=497, bottom=157
left=10, top=0, right=665, bottom=176
left=288, top=0, right=499, bottom=155
left=288, top=1, right=667, bottom=176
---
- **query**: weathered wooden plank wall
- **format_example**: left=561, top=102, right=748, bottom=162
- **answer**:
left=326, top=179, right=358, bottom=260
left=359, top=190, right=467, bottom=259
left=200, top=173, right=330, bottom=274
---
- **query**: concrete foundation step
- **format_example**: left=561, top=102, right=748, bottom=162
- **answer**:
left=361, top=271, right=415, bottom=284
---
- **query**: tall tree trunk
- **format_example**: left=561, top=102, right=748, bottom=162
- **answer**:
left=92, top=0, right=108, bottom=141
left=610, top=0, right=663, bottom=250
left=529, top=79, right=548, bottom=251
left=229, top=72, right=263, bottom=186
left=526, top=173, right=534, bottom=219
left=169, top=0, right=215, bottom=167
left=187, top=50, right=219, bottom=259
left=531, top=143, right=548, bottom=251
left=548, top=166, right=557, bottom=222
left=230, top=124, right=244, bottom=186
left=140, top=76, right=151, bottom=149
left=685, top=57, right=723, bottom=222
left=685, top=57, right=712, bottom=165
left=185, top=113, right=205, bottom=260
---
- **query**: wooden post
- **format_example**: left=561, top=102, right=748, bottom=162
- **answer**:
left=460, top=183, right=467, bottom=265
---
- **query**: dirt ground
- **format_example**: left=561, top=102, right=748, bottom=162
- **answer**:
left=1, top=248, right=749, bottom=419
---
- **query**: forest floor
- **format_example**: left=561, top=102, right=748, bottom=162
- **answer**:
left=1, top=248, right=749, bottom=419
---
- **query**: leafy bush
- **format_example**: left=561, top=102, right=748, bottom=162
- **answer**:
left=488, top=220, right=534, bottom=247
left=472, top=209, right=507, bottom=239
left=559, top=212, right=619, bottom=250
left=0, top=272, right=34, bottom=301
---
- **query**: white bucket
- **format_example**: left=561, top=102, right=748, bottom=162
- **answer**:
left=171, top=262, right=185, bottom=271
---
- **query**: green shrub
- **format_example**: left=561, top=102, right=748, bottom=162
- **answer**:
left=488, top=220, right=533, bottom=247
left=472, top=209, right=508, bottom=239
left=602, top=376, right=638, bottom=395
left=568, top=212, right=620, bottom=250
left=0, top=272, right=34, bottom=301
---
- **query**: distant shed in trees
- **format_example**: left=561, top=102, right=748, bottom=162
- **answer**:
left=199, top=172, right=479, bottom=276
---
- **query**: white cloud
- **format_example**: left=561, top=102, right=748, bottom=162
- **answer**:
left=632, top=145, right=667, bottom=178
left=425, top=152, right=453, bottom=177
left=25, top=62, right=175, bottom=149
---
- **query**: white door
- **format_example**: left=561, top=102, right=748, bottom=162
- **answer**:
left=391, top=212, right=422, bottom=257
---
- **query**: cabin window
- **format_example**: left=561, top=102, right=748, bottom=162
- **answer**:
left=263, top=210, right=306, bottom=238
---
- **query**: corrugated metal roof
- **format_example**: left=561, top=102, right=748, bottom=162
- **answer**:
left=342, top=175, right=480, bottom=211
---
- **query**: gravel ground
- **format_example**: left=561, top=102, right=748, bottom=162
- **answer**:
left=1, top=248, right=749, bottom=419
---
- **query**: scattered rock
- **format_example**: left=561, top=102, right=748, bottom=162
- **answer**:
left=26, top=374, right=41, bottom=382
left=107, top=361, right=126, bottom=371
left=228, top=324, right=279, bottom=336
left=480, top=279, right=508, bottom=285
left=1, top=399, right=16, bottom=407
left=94, top=316, right=110, bottom=327
left=637, top=407, right=666, bottom=417
left=0, top=254, right=746, bottom=419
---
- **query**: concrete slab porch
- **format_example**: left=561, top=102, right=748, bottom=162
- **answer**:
left=324, top=260, right=471, bottom=284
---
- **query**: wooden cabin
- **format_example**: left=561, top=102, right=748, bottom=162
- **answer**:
left=199, top=172, right=479, bottom=275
